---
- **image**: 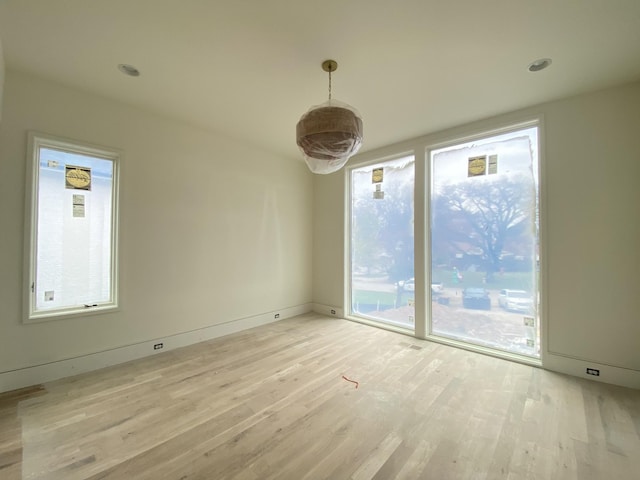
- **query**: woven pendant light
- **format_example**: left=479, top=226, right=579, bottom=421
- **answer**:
left=296, top=60, right=363, bottom=174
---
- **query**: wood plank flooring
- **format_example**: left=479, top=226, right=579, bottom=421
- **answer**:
left=1, top=313, right=639, bottom=479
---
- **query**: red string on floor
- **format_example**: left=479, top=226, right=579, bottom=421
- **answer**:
left=342, top=375, right=359, bottom=389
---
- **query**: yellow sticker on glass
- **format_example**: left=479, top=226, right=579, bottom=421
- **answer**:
left=468, top=156, right=487, bottom=177
left=65, top=165, right=92, bottom=190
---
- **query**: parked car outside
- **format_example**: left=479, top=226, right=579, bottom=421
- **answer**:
left=462, top=287, right=491, bottom=310
left=498, top=289, right=534, bottom=313
left=397, top=278, right=443, bottom=295
left=403, top=278, right=415, bottom=292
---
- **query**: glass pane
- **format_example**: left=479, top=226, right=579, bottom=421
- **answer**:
left=430, top=127, right=540, bottom=357
left=34, top=147, right=115, bottom=311
left=350, top=155, right=415, bottom=329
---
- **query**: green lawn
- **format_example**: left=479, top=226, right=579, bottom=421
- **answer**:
left=352, top=270, right=535, bottom=308
left=352, top=290, right=412, bottom=308
left=432, top=269, right=535, bottom=291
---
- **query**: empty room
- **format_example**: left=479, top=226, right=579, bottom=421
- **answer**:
left=1, top=1, right=639, bottom=479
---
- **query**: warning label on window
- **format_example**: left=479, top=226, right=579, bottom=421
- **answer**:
left=73, top=194, right=86, bottom=217
left=467, top=155, right=487, bottom=177
left=372, top=168, right=384, bottom=184
left=65, top=165, right=92, bottom=190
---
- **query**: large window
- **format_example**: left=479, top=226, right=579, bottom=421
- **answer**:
left=429, top=125, right=540, bottom=358
left=348, top=155, right=415, bottom=330
left=346, top=120, right=543, bottom=362
left=24, top=133, right=120, bottom=322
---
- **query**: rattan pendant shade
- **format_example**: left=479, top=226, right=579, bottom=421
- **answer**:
left=296, top=60, right=363, bottom=174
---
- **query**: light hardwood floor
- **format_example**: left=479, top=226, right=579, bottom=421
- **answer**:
left=1, top=313, right=639, bottom=479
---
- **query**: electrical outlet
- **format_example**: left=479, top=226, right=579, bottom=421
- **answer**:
left=274, top=313, right=280, bottom=319
left=153, top=343, right=163, bottom=350
left=586, top=368, right=600, bottom=376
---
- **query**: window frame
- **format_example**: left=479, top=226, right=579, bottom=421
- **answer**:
left=425, top=120, right=543, bottom=363
left=343, top=115, right=546, bottom=366
left=23, top=132, right=121, bottom=323
left=344, top=151, right=418, bottom=335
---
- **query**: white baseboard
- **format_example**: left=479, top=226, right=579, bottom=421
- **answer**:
left=312, top=303, right=344, bottom=318
left=311, top=303, right=639, bottom=390
left=0, top=304, right=312, bottom=394
left=543, top=351, right=640, bottom=390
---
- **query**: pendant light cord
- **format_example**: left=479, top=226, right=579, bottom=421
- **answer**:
left=328, top=69, right=332, bottom=100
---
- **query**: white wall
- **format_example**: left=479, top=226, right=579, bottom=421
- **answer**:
left=313, top=81, right=640, bottom=388
left=313, top=172, right=344, bottom=309
left=0, top=71, right=313, bottom=385
left=541, top=82, right=640, bottom=384
left=0, top=38, right=5, bottom=121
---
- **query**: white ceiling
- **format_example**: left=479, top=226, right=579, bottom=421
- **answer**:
left=1, top=0, right=640, bottom=161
